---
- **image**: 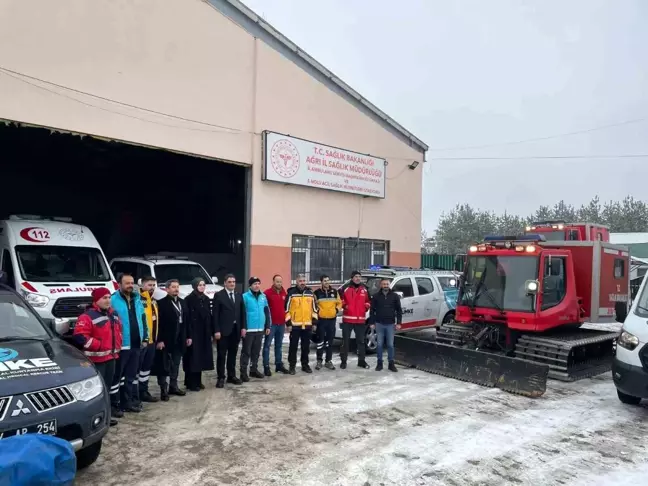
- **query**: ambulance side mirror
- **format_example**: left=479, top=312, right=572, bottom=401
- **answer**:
left=211, top=276, right=219, bottom=284
left=395, top=291, right=404, bottom=299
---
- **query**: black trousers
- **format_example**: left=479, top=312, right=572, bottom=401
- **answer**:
left=185, top=371, right=203, bottom=389
left=157, top=348, right=183, bottom=389
left=217, top=333, right=240, bottom=379
left=288, top=326, right=312, bottom=367
left=110, top=348, right=140, bottom=409
left=316, top=318, right=336, bottom=362
left=240, top=332, right=264, bottom=373
left=340, top=323, right=367, bottom=363
left=95, top=359, right=116, bottom=394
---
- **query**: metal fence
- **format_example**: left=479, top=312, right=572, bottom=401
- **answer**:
left=291, top=235, right=389, bottom=284
left=421, top=253, right=465, bottom=272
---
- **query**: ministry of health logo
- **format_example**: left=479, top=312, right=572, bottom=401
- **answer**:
left=270, top=139, right=300, bottom=179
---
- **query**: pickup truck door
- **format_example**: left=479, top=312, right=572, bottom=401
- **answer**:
left=414, top=276, right=442, bottom=327
left=391, top=277, right=416, bottom=328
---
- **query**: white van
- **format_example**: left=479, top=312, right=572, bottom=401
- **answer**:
left=613, top=273, right=648, bottom=405
left=109, top=255, right=223, bottom=299
left=0, top=215, right=116, bottom=335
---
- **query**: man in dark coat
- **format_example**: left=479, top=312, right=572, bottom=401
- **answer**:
left=212, top=274, right=246, bottom=388
left=183, top=277, right=215, bottom=391
left=153, top=279, right=191, bottom=401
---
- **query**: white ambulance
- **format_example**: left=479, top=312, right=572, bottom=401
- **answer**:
left=0, top=215, right=116, bottom=335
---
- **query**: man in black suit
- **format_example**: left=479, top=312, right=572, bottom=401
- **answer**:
left=212, top=274, right=247, bottom=388
left=153, top=279, right=191, bottom=400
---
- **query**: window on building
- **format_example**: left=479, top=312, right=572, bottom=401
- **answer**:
left=392, top=277, right=414, bottom=298
left=614, top=258, right=625, bottom=279
left=291, top=235, right=389, bottom=284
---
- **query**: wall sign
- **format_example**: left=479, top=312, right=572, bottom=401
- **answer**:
left=262, top=131, right=386, bottom=199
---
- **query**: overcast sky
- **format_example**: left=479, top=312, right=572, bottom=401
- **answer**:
left=241, top=0, right=648, bottom=232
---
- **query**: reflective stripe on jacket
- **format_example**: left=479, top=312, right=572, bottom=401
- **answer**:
left=314, top=287, right=342, bottom=319
left=339, top=283, right=371, bottom=324
left=285, top=286, right=318, bottom=328
left=73, top=305, right=123, bottom=363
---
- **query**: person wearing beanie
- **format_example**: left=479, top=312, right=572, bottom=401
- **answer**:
left=240, top=277, right=271, bottom=381
left=73, top=287, right=123, bottom=426
left=339, top=270, right=372, bottom=370
left=182, top=277, right=215, bottom=391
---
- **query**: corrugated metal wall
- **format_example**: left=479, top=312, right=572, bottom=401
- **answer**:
left=421, top=254, right=465, bottom=271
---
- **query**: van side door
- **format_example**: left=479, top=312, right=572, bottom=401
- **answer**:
left=414, top=276, right=442, bottom=327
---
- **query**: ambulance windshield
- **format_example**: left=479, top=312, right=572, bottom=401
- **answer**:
left=155, top=264, right=211, bottom=287
left=15, top=246, right=111, bottom=283
left=459, top=255, right=539, bottom=312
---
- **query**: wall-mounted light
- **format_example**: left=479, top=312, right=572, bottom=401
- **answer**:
left=408, top=160, right=420, bottom=170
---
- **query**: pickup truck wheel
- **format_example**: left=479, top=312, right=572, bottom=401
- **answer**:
left=440, top=311, right=455, bottom=328
left=617, top=389, right=642, bottom=405
left=76, top=439, right=102, bottom=470
left=365, top=326, right=377, bottom=354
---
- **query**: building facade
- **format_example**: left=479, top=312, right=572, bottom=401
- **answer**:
left=0, top=0, right=426, bottom=285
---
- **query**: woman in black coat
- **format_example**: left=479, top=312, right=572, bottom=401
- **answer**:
left=183, top=278, right=215, bottom=391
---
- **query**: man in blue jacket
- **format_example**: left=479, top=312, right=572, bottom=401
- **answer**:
left=110, top=273, right=148, bottom=413
left=240, top=277, right=271, bottom=381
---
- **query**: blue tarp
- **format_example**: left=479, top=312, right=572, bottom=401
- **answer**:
left=0, top=435, right=76, bottom=486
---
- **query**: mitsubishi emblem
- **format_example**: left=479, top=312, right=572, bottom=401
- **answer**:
left=11, top=400, right=30, bottom=417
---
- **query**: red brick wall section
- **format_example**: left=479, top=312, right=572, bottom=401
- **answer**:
left=391, top=251, right=421, bottom=268
left=249, top=245, right=291, bottom=288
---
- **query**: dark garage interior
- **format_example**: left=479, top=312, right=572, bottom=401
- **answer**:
left=0, top=122, right=247, bottom=282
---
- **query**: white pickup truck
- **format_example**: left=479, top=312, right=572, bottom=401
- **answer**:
left=334, top=266, right=459, bottom=353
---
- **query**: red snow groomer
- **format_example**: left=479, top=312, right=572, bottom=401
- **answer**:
left=395, top=232, right=629, bottom=397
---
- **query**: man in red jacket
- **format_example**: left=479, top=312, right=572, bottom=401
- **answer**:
left=262, top=274, right=290, bottom=376
left=73, top=287, right=123, bottom=426
left=339, top=270, right=371, bottom=369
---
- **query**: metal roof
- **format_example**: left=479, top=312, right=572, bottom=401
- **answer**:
left=610, top=233, right=648, bottom=244
left=208, top=0, right=429, bottom=155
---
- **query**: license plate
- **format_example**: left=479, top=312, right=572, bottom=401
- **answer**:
left=0, top=419, right=57, bottom=439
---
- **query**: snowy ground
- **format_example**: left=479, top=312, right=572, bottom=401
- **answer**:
left=76, top=334, right=648, bottom=486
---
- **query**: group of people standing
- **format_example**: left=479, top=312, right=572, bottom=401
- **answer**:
left=72, top=269, right=403, bottom=426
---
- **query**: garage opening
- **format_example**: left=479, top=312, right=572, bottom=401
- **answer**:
left=0, top=122, right=247, bottom=284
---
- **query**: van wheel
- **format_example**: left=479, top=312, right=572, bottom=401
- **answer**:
left=617, top=389, right=642, bottom=405
left=76, top=440, right=102, bottom=469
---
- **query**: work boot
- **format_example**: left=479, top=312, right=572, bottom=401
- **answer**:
left=169, top=386, right=186, bottom=396
left=289, top=366, right=296, bottom=375
left=376, top=361, right=383, bottom=371
left=140, top=391, right=159, bottom=403
left=216, top=378, right=225, bottom=389
left=340, top=362, right=347, bottom=370
left=227, top=376, right=243, bottom=385
left=241, top=372, right=250, bottom=382
left=250, top=369, right=265, bottom=379
left=276, top=364, right=290, bottom=374
left=302, top=364, right=313, bottom=374
left=388, top=361, right=398, bottom=372
left=122, top=402, right=141, bottom=413
left=315, top=360, right=323, bottom=371
left=111, top=406, right=124, bottom=418
left=110, top=418, right=119, bottom=427
left=325, top=361, right=336, bottom=370
left=264, top=366, right=272, bottom=377
left=358, top=361, right=370, bottom=369
left=160, top=385, right=169, bottom=402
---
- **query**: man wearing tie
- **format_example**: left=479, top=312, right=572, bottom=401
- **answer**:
left=212, top=274, right=247, bottom=388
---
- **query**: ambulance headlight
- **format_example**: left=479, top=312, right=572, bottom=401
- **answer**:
left=21, top=291, right=50, bottom=308
left=68, top=375, right=103, bottom=402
